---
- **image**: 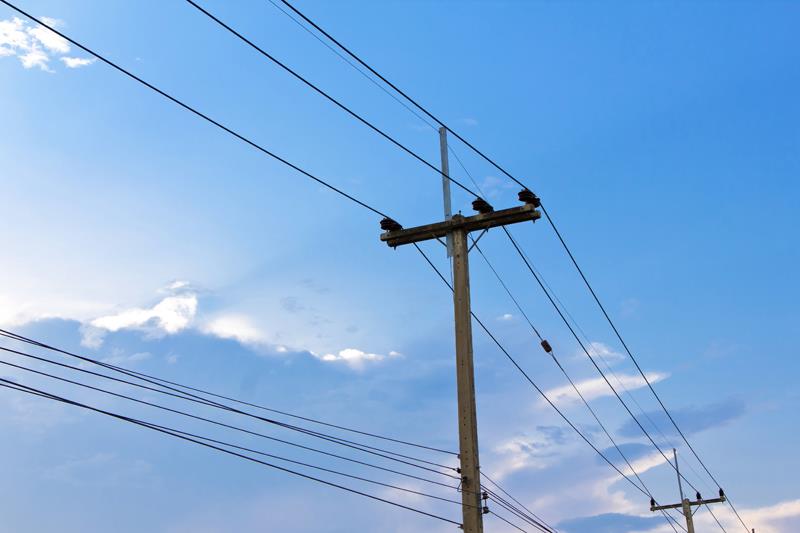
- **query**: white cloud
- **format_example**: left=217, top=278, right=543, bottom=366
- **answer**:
left=202, top=314, right=266, bottom=346
left=60, top=56, right=95, bottom=68
left=492, top=426, right=575, bottom=478
left=541, top=372, right=668, bottom=407
left=585, top=341, right=625, bottom=364
left=497, top=313, right=514, bottom=321
left=0, top=16, right=94, bottom=72
left=26, top=17, right=69, bottom=53
left=89, top=294, right=197, bottom=339
left=18, top=46, right=50, bottom=71
left=318, top=348, right=399, bottom=370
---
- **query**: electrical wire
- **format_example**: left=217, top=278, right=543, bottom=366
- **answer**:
left=265, top=0, right=438, bottom=132
left=480, top=472, right=556, bottom=533
left=413, top=243, right=654, bottom=499
left=488, top=506, right=534, bottom=533
left=265, top=0, right=487, bottom=199
left=0, top=337, right=455, bottom=474
left=538, top=207, right=750, bottom=533
left=707, top=504, right=729, bottom=533
left=3, top=330, right=455, bottom=455
left=185, top=0, right=481, bottom=200
left=0, top=352, right=458, bottom=489
left=0, top=379, right=462, bottom=527
left=415, top=243, right=692, bottom=532
left=510, top=243, right=714, bottom=494
left=0, top=0, right=390, bottom=220
left=269, top=3, right=744, bottom=525
left=471, top=240, right=682, bottom=533
left=501, top=227, right=706, bottom=496
left=0, top=1, right=744, bottom=527
left=483, top=487, right=553, bottom=533
left=276, top=0, right=525, bottom=194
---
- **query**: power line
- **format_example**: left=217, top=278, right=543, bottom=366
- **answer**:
left=265, top=0, right=488, bottom=199
left=471, top=241, right=682, bottom=533
left=264, top=0, right=438, bottom=132
left=484, top=487, right=554, bottom=533
left=538, top=207, right=750, bottom=533
left=488, top=506, right=535, bottom=533
left=159, top=423, right=472, bottom=508
left=416, top=243, right=690, bottom=533
left=501, top=227, right=706, bottom=496
left=0, top=351, right=458, bottom=489
left=706, top=504, right=729, bottom=533
left=480, top=472, right=557, bottom=533
left=18, top=331, right=455, bottom=454
left=0, top=330, right=454, bottom=463
left=0, top=379, right=462, bottom=527
left=276, top=0, right=526, bottom=193
left=0, top=336, right=455, bottom=472
left=0, top=0, right=390, bottom=220
left=510, top=243, right=714, bottom=494
left=413, top=243, right=658, bottom=500
left=0, top=1, right=745, bottom=527
left=185, top=0, right=481, bottom=200
left=268, top=3, right=743, bottom=525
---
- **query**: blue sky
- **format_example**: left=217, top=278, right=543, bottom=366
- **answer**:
left=1, top=1, right=798, bottom=532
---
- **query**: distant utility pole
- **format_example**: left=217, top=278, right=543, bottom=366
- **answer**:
left=651, top=449, right=728, bottom=533
left=380, top=174, right=541, bottom=531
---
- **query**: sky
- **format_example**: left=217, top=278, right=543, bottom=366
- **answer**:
left=1, top=0, right=798, bottom=532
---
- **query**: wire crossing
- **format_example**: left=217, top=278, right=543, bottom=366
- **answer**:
left=185, top=0, right=482, bottom=200
left=414, top=243, right=663, bottom=500
left=0, top=379, right=462, bottom=527
left=269, top=4, right=745, bottom=527
left=500, top=227, right=709, bottom=495
left=0, top=0, right=393, bottom=221
left=0, top=339, right=458, bottom=484
left=0, top=329, right=454, bottom=456
left=471, top=240, right=683, bottom=533
left=0, top=338, right=552, bottom=525
left=0, top=1, right=751, bottom=529
left=507, top=242, right=715, bottom=494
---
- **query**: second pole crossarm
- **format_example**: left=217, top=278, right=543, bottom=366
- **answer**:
left=380, top=204, right=540, bottom=247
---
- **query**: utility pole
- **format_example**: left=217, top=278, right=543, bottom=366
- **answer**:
left=650, top=449, right=728, bottom=533
left=379, top=193, right=541, bottom=533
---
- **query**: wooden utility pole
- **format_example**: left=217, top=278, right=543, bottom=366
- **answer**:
left=650, top=449, right=728, bottom=533
left=380, top=198, right=541, bottom=533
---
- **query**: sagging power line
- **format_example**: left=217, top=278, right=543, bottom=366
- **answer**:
left=266, top=3, right=746, bottom=527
